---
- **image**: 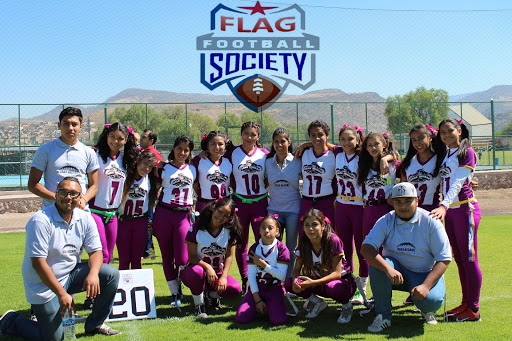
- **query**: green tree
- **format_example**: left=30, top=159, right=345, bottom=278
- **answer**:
left=384, top=86, right=450, bottom=134
left=216, top=112, right=242, bottom=130
left=240, top=110, right=280, bottom=145
left=501, top=120, right=512, bottom=135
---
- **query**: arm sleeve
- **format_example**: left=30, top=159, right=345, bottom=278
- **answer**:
left=247, top=264, right=259, bottom=294
left=263, top=263, right=288, bottom=282
left=25, top=214, right=51, bottom=258
left=441, top=166, right=472, bottom=207
left=86, top=148, right=100, bottom=173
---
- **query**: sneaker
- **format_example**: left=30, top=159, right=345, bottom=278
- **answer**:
left=305, top=300, right=328, bottom=318
left=445, top=302, right=467, bottom=316
left=83, top=297, right=94, bottom=310
left=337, top=303, right=353, bottom=324
left=85, top=323, right=122, bottom=336
left=241, top=278, right=248, bottom=296
left=368, top=314, right=391, bottom=333
left=447, top=307, right=480, bottom=322
left=170, top=294, right=182, bottom=307
left=403, top=295, right=413, bottom=306
left=286, top=291, right=296, bottom=298
left=421, top=311, right=438, bottom=325
left=351, top=289, right=364, bottom=305
left=194, top=304, right=208, bottom=319
left=29, top=313, right=38, bottom=322
left=0, top=310, right=16, bottom=335
left=206, top=293, right=221, bottom=311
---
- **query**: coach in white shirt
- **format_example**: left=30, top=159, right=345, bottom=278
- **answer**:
left=0, top=177, right=120, bottom=340
left=361, top=182, right=451, bottom=333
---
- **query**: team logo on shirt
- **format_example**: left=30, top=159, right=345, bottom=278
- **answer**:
left=206, top=170, right=229, bottom=184
left=104, top=164, right=126, bottom=180
left=303, top=161, right=325, bottom=174
left=170, top=174, right=193, bottom=187
left=62, top=243, right=78, bottom=255
left=238, top=160, right=263, bottom=173
left=274, top=179, right=289, bottom=187
left=407, top=169, right=433, bottom=183
left=365, top=175, right=386, bottom=188
left=396, top=242, right=416, bottom=253
left=128, top=184, right=148, bottom=199
left=336, top=166, right=356, bottom=179
left=58, top=165, right=80, bottom=175
left=439, top=164, right=451, bottom=177
left=201, top=242, right=227, bottom=256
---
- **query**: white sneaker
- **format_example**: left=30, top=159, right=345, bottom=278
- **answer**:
left=305, top=300, right=328, bottom=318
left=337, top=303, right=353, bottom=324
left=421, top=311, right=438, bottom=325
left=368, top=314, right=391, bottom=333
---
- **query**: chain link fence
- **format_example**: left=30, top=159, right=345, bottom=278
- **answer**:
left=0, top=100, right=510, bottom=189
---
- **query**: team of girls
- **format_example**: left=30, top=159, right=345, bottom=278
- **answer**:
left=84, top=118, right=479, bottom=323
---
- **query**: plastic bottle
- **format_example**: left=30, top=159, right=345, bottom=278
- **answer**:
left=62, top=308, right=76, bottom=341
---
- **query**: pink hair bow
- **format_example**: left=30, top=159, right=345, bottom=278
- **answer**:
left=457, top=119, right=463, bottom=125
left=425, top=124, right=437, bottom=135
left=353, top=125, right=364, bottom=134
left=104, top=124, right=112, bottom=129
left=126, top=125, right=135, bottom=135
left=324, top=217, right=332, bottom=225
left=200, top=134, right=208, bottom=141
left=337, top=124, right=351, bottom=134
left=383, top=132, right=391, bottom=137
left=269, top=214, right=279, bottom=219
left=225, top=134, right=230, bottom=143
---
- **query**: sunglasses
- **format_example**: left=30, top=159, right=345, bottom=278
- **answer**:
left=57, top=189, right=81, bottom=199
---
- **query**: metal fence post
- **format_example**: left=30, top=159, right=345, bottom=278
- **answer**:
left=491, top=99, right=496, bottom=170
left=296, top=102, right=299, bottom=143
left=145, top=104, right=148, bottom=129
left=398, top=102, right=402, bottom=153
left=185, top=103, right=188, bottom=135
left=330, top=103, right=334, bottom=144
left=365, top=102, right=368, bottom=133
left=429, top=102, right=432, bottom=125
left=224, top=102, right=227, bottom=132
left=104, top=104, right=107, bottom=124
left=18, top=105, right=22, bottom=188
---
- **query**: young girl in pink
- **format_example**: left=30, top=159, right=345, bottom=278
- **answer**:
left=223, top=122, right=269, bottom=294
left=117, top=150, right=158, bottom=270
left=285, top=209, right=356, bottom=323
left=181, top=197, right=243, bottom=318
left=236, top=215, right=290, bottom=326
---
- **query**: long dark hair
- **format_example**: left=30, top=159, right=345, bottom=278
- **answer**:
left=437, top=118, right=471, bottom=160
left=241, top=121, right=262, bottom=148
left=299, top=209, right=335, bottom=278
left=338, top=125, right=365, bottom=155
left=200, top=130, right=234, bottom=154
left=168, top=135, right=194, bottom=164
left=400, top=124, right=444, bottom=177
left=357, top=132, right=396, bottom=187
left=197, top=197, right=243, bottom=245
left=267, top=127, right=293, bottom=159
left=94, top=122, right=138, bottom=170
left=122, top=150, right=158, bottom=208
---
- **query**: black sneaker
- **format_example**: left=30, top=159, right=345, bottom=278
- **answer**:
left=205, top=291, right=221, bottom=311
left=241, top=278, right=248, bottom=296
left=170, top=294, right=182, bottom=307
left=83, top=297, right=94, bottom=310
left=194, top=304, right=208, bottom=318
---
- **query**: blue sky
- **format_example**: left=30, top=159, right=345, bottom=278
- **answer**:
left=1, top=0, right=511, bottom=106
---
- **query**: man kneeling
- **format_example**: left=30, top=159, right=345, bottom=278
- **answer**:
left=361, top=182, right=451, bottom=333
left=0, top=177, right=120, bottom=340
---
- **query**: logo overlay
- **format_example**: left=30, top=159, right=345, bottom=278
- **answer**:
left=198, top=1, right=319, bottom=111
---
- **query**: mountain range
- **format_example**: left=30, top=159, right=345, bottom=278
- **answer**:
left=5, top=85, right=512, bottom=130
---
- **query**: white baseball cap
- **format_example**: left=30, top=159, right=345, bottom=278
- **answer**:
left=391, top=182, right=417, bottom=198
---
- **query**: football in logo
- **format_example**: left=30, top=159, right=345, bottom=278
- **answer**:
left=234, top=75, right=281, bottom=109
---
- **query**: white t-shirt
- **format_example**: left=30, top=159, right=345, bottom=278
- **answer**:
left=21, top=204, right=102, bottom=304
left=363, top=164, right=397, bottom=201
left=334, top=147, right=363, bottom=205
left=119, top=174, right=150, bottom=216
left=193, top=156, right=232, bottom=200
left=225, top=146, right=268, bottom=197
left=186, top=224, right=233, bottom=273
left=404, top=154, right=441, bottom=207
left=31, top=138, right=99, bottom=207
left=158, top=162, right=196, bottom=206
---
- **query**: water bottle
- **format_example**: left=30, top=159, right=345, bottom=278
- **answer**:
left=62, top=308, right=76, bottom=341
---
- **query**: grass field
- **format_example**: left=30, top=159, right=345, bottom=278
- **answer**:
left=2, top=215, right=512, bottom=340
